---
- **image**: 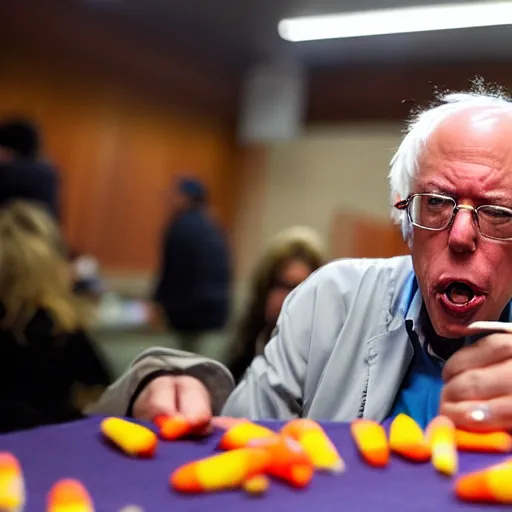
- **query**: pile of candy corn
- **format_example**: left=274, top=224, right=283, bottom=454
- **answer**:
left=2, top=413, right=511, bottom=510
left=170, top=418, right=345, bottom=495
left=99, top=415, right=344, bottom=496
left=101, top=412, right=512, bottom=504
left=351, top=413, right=512, bottom=505
left=99, top=413, right=512, bottom=504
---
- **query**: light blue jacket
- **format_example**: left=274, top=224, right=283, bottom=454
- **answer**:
left=223, top=255, right=416, bottom=421
left=90, top=256, right=420, bottom=421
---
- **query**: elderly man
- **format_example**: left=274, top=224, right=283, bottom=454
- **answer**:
left=89, top=89, right=512, bottom=432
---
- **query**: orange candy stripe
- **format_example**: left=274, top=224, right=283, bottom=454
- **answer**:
left=455, top=459, right=512, bottom=504
left=248, top=435, right=314, bottom=488
left=350, top=419, right=389, bottom=468
left=47, top=479, right=94, bottom=512
left=171, top=448, right=272, bottom=493
left=153, top=415, right=195, bottom=441
left=455, top=430, right=512, bottom=453
left=281, top=419, right=344, bottom=473
left=389, top=414, right=431, bottom=462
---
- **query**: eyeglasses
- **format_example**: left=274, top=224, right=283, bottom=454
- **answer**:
left=394, top=193, right=512, bottom=241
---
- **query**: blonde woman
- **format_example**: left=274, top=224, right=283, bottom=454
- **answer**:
left=228, top=226, right=327, bottom=383
left=0, top=201, right=110, bottom=433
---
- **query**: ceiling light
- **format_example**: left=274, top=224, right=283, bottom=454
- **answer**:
left=278, top=1, right=512, bottom=42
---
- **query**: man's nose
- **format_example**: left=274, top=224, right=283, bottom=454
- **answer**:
left=448, top=207, right=477, bottom=254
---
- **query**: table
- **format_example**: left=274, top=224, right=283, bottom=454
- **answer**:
left=0, top=417, right=508, bottom=511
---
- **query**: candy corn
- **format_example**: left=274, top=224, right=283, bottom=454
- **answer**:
left=101, top=417, right=157, bottom=458
left=455, top=459, right=512, bottom=504
left=0, top=452, right=24, bottom=512
left=170, top=447, right=272, bottom=493
left=455, top=429, right=512, bottom=453
left=153, top=414, right=196, bottom=441
left=47, top=479, right=94, bottom=512
left=242, top=475, right=270, bottom=496
left=281, top=419, right=344, bottom=473
left=350, top=419, right=389, bottom=468
left=389, top=414, right=431, bottom=462
left=218, top=421, right=276, bottom=450
left=248, top=435, right=314, bottom=488
left=426, top=416, right=457, bottom=476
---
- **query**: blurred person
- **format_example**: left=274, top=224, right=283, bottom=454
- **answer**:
left=0, top=201, right=111, bottom=433
left=0, top=118, right=60, bottom=218
left=70, top=249, right=107, bottom=303
left=228, top=227, right=326, bottom=383
left=152, top=177, right=231, bottom=353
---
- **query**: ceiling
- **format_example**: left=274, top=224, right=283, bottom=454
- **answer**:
left=80, top=0, right=512, bottom=74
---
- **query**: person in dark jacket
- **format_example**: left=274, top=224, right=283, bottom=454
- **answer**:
left=153, top=178, right=231, bottom=352
left=0, top=118, right=60, bottom=219
left=0, top=201, right=111, bottom=433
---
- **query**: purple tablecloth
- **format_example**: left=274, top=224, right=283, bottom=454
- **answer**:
left=0, top=417, right=509, bottom=511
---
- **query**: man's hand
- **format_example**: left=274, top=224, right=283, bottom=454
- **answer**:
left=133, top=375, right=212, bottom=432
left=440, top=333, right=512, bottom=431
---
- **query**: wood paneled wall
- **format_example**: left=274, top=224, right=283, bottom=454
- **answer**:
left=0, top=54, right=238, bottom=272
left=307, top=62, right=512, bottom=123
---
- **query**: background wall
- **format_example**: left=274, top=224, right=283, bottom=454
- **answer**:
left=0, top=51, right=238, bottom=273
left=262, top=124, right=403, bottom=242
left=233, top=124, right=408, bottom=285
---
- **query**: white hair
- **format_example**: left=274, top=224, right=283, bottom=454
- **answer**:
left=388, top=88, right=512, bottom=241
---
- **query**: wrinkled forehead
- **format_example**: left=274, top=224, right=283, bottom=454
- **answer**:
left=416, top=108, right=512, bottom=188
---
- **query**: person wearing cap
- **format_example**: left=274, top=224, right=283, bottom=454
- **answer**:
left=152, top=177, right=232, bottom=353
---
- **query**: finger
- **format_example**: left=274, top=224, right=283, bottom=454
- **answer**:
left=442, top=360, right=512, bottom=403
left=467, top=321, right=512, bottom=334
left=176, top=377, right=212, bottom=425
left=441, top=397, right=512, bottom=432
left=443, top=333, right=512, bottom=381
left=132, top=376, right=177, bottom=421
left=148, top=377, right=178, bottom=418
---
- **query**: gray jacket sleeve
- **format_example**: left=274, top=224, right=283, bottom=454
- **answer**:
left=221, top=270, right=318, bottom=419
left=85, top=347, right=235, bottom=417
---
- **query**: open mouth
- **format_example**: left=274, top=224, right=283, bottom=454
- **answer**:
left=437, top=281, right=486, bottom=317
left=445, top=282, right=475, bottom=304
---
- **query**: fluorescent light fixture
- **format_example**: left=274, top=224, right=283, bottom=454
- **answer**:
left=278, top=1, right=512, bottom=42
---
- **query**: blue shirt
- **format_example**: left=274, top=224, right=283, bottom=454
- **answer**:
left=388, top=273, right=512, bottom=429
